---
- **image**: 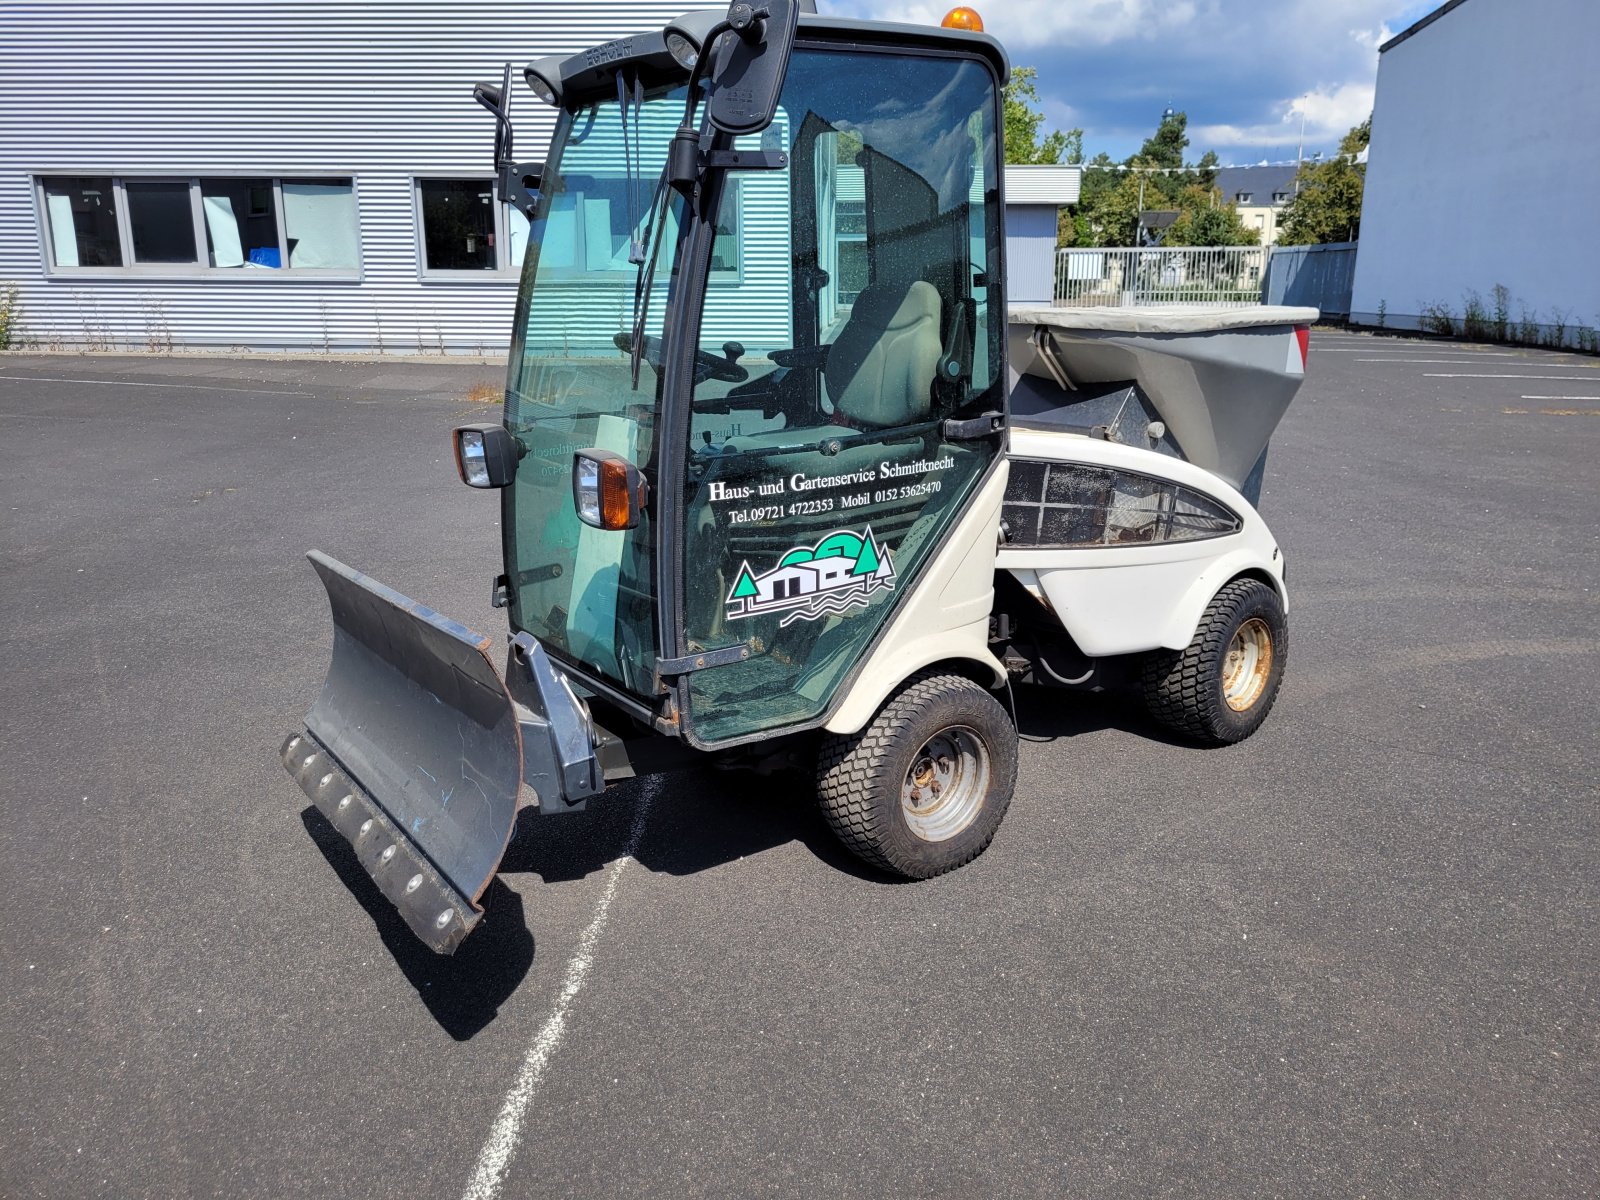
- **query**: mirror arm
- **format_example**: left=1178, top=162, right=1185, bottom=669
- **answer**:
left=475, top=63, right=545, bottom=217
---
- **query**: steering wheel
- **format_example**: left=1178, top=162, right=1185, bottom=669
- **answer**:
left=613, top=332, right=748, bottom=385
left=703, top=341, right=749, bottom=384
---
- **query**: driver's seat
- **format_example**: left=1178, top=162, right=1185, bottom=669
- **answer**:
left=823, top=279, right=943, bottom=429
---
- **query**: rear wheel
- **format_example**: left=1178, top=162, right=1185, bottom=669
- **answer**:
left=817, top=671, right=1017, bottom=878
left=1140, top=576, right=1287, bottom=746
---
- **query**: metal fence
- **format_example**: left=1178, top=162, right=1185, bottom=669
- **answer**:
left=1051, top=242, right=1359, bottom=314
left=1054, top=246, right=1271, bottom=308
left=1260, top=240, right=1357, bottom=317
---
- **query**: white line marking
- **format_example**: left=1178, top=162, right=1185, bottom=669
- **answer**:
left=461, top=790, right=654, bottom=1200
left=1354, top=357, right=1528, bottom=364
left=1312, top=347, right=1518, bottom=355
left=1521, top=395, right=1600, bottom=401
left=1424, top=373, right=1600, bottom=380
left=0, top=373, right=310, bottom=396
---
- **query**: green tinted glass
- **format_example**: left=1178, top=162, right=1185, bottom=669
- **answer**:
left=503, top=88, right=686, bottom=695
left=681, top=49, right=1002, bottom=746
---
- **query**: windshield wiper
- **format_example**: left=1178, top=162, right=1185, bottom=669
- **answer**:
left=616, top=71, right=647, bottom=266
left=628, top=167, right=673, bottom=389
left=627, top=30, right=728, bottom=391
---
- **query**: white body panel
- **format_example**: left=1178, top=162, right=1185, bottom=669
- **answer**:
left=998, top=429, right=1286, bottom=658
left=824, top=465, right=1009, bottom=735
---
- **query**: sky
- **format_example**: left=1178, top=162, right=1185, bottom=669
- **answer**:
left=818, top=0, right=1442, bottom=164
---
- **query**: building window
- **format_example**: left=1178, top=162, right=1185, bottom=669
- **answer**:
left=1272, top=191, right=1291, bottom=204
left=535, top=176, right=741, bottom=282
left=708, top=185, right=742, bottom=277
left=835, top=198, right=866, bottom=305
left=282, top=180, right=360, bottom=269
left=126, top=181, right=198, bottom=264
left=41, top=177, right=122, bottom=267
left=1235, top=191, right=1253, bottom=204
left=415, top=177, right=533, bottom=277
left=419, top=179, right=498, bottom=271
left=200, top=178, right=281, bottom=267
left=38, top=176, right=359, bottom=275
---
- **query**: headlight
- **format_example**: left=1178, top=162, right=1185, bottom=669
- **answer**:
left=523, top=58, right=563, bottom=107
left=665, top=31, right=699, bottom=70
left=452, top=424, right=518, bottom=489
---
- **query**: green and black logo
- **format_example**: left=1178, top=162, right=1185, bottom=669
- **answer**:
left=725, top=527, right=895, bottom=626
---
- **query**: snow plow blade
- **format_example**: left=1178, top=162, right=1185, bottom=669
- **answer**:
left=281, top=551, right=524, bottom=954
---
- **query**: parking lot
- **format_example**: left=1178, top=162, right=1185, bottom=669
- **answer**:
left=2, top=331, right=1597, bottom=1199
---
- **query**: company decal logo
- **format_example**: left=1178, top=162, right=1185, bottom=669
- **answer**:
left=725, top=527, right=895, bottom=626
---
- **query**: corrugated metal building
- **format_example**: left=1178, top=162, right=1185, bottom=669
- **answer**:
left=0, top=4, right=1083, bottom=353
left=1002, top=164, right=1079, bottom=306
left=0, top=1, right=699, bottom=354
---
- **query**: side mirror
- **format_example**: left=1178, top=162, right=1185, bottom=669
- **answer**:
left=472, top=63, right=544, bottom=218
left=572, top=450, right=648, bottom=530
left=704, top=0, right=800, bottom=137
left=454, top=424, right=518, bottom=489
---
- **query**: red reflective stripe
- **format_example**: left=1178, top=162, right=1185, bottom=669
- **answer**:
left=1295, top=325, right=1310, bottom=368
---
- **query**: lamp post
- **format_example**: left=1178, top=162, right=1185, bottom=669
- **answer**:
left=1294, top=95, right=1307, bottom=197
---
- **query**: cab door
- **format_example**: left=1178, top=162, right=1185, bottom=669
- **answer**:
left=674, top=46, right=1006, bottom=748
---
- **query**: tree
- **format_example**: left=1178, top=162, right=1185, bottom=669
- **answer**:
left=1166, top=199, right=1260, bottom=247
left=1136, top=109, right=1190, bottom=172
left=1082, top=168, right=1148, bottom=247
left=1062, top=110, right=1253, bottom=248
left=1067, top=110, right=1198, bottom=246
left=1277, top=117, right=1371, bottom=245
left=1003, top=66, right=1083, bottom=165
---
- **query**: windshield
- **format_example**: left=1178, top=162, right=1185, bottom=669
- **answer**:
left=501, top=87, right=687, bottom=695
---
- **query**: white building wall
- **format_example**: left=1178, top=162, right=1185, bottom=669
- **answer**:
left=0, top=0, right=697, bottom=354
left=1349, top=0, right=1600, bottom=337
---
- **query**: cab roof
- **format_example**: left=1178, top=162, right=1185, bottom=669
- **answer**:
left=530, top=10, right=1008, bottom=105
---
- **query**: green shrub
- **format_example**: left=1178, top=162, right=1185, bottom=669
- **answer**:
left=1491, top=284, right=1511, bottom=342
left=1546, top=308, right=1569, bottom=350
left=1419, top=300, right=1456, bottom=337
left=0, top=285, right=19, bottom=351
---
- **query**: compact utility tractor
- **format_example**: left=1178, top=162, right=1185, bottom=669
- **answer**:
left=280, top=1, right=1314, bottom=951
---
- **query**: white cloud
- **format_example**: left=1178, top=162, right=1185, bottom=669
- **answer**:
left=1040, top=98, right=1084, bottom=129
left=821, top=0, right=1199, bottom=48
left=1198, top=80, right=1375, bottom=149
left=819, top=0, right=1417, bottom=158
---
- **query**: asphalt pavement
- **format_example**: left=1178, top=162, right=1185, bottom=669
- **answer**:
left=1, top=334, right=1596, bottom=1199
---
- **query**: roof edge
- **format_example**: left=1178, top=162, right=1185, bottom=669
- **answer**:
left=1380, top=0, right=1472, bottom=53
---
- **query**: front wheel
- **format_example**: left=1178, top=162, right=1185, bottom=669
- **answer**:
left=1140, top=576, right=1287, bottom=746
left=817, top=671, right=1018, bottom=879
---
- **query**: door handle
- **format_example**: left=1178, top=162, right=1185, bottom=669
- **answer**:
left=942, top=411, right=1003, bottom=440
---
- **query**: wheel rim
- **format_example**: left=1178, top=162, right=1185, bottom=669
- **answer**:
left=900, top=726, right=989, bottom=843
left=1222, top=617, right=1274, bottom=712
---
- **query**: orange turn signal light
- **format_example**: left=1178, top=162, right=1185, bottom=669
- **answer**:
left=573, top=449, right=647, bottom=531
left=598, top=457, right=634, bottom=529
left=941, top=6, right=983, bottom=30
